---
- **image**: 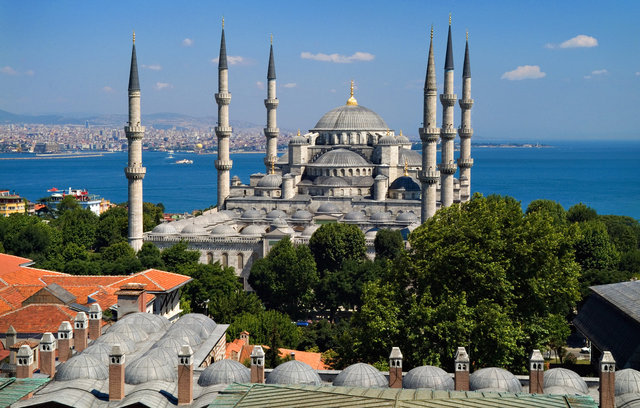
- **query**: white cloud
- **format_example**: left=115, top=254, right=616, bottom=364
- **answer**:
left=546, top=34, right=598, bottom=49
left=142, top=64, right=162, bottom=71
left=24, top=70, right=34, bottom=76
left=155, top=82, right=173, bottom=90
left=102, top=86, right=115, bottom=93
left=591, top=69, right=608, bottom=75
left=300, top=51, right=375, bottom=63
left=182, top=38, right=194, bottom=47
left=501, top=65, right=546, bottom=80
left=256, top=81, right=264, bottom=90
left=1, top=66, right=17, bottom=75
left=211, top=56, right=248, bottom=66
left=283, top=83, right=297, bottom=88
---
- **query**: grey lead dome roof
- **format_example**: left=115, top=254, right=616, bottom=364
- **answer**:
left=332, top=363, right=387, bottom=388
left=151, top=223, right=178, bottom=234
left=543, top=368, right=588, bottom=395
left=125, top=355, right=177, bottom=384
left=470, top=367, right=522, bottom=393
left=313, top=104, right=389, bottom=131
left=266, top=360, right=322, bottom=386
left=257, top=174, right=282, bottom=188
left=403, top=365, right=454, bottom=390
left=115, top=312, right=170, bottom=334
left=313, top=149, right=370, bottom=167
left=292, top=210, right=313, bottom=220
left=616, top=369, right=640, bottom=396
left=54, top=354, right=108, bottom=381
left=198, top=359, right=250, bottom=386
left=316, top=202, right=340, bottom=214
left=389, top=176, right=420, bottom=192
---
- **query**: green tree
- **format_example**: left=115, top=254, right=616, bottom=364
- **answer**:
left=137, top=242, right=165, bottom=269
left=100, top=241, right=142, bottom=275
left=182, top=262, right=240, bottom=315
left=308, top=223, right=366, bottom=273
left=567, top=203, right=597, bottom=223
left=161, top=241, right=200, bottom=273
left=526, top=199, right=566, bottom=225
left=227, top=310, right=300, bottom=354
left=143, top=202, right=165, bottom=232
left=574, top=221, right=620, bottom=271
left=208, top=291, right=264, bottom=324
left=249, top=236, right=318, bottom=318
left=94, top=206, right=128, bottom=249
left=374, top=229, right=405, bottom=261
left=53, top=207, right=99, bottom=249
left=55, top=195, right=80, bottom=214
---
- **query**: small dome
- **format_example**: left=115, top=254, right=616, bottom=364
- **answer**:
left=199, top=359, right=251, bottom=386
left=54, top=354, right=108, bottom=381
left=396, top=134, right=411, bottom=144
left=398, top=149, right=421, bottom=166
left=403, top=366, right=454, bottom=390
left=313, top=105, right=389, bottom=132
left=313, top=176, right=349, bottom=187
left=166, top=327, right=203, bottom=347
left=205, top=212, right=231, bottom=224
left=370, top=212, right=392, bottom=222
left=125, top=355, right=177, bottom=384
left=80, top=342, right=112, bottom=365
left=241, top=209, right=264, bottom=220
left=313, top=149, right=370, bottom=167
left=115, top=312, right=170, bottom=334
left=378, top=135, right=397, bottom=145
left=544, top=368, right=588, bottom=395
left=344, top=211, right=366, bottom=221
left=266, top=210, right=287, bottom=220
left=292, top=210, right=313, bottom=220
left=143, top=347, right=178, bottom=367
left=151, top=223, right=177, bottom=234
left=301, top=225, right=320, bottom=237
left=219, top=210, right=238, bottom=219
left=93, top=332, right=136, bottom=355
left=316, top=202, right=340, bottom=214
left=333, top=363, right=387, bottom=388
left=271, top=217, right=288, bottom=228
left=470, top=367, right=522, bottom=393
left=290, top=135, right=308, bottom=145
left=266, top=360, right=322, bottom=386
left=211, top=224, right=237, bottom=236
left=241, top=225, right=267, bottom=236
left=616, top=369, right=640, bottom=396
left=389, top=176, right=420, bottom=192
left=181, top=223, right=207, bottom=235
left=174, top=313, right=217, bottom=337
left=151, top=337, right=184, bottom=355
left=257, top=174, right=283, bottom=188
left=106, top=322, right=149, bottom=343
left=397, top=212, right=418, bottom=223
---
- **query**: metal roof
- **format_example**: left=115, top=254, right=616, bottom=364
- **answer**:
left=209, top=383, right=599, bottom=407
left=0, top=377, right=50, bottom=407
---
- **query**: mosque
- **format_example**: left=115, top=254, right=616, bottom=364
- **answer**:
left=132, top=20, right=475, bottom=285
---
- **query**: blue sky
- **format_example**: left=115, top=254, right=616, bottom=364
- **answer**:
left=1, top=0, right=639, bottom=141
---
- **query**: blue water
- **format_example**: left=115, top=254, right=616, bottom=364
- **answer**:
left=1, top=141, right=638, bottom=219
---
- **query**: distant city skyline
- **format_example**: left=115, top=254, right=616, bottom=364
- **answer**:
left=1, top=0, right=639, bottom=141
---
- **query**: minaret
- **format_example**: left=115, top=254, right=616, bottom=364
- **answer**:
left=439, top=15, right=457, bottom=208
left=419, top=26, right=441, bottom=223
left=458, top=31, right=474, bottom=202
left=215, top=18, right=233, bottom=209
left=264, top=35, right=279, bottom=172
left=125, top=31, right=146, bottom=252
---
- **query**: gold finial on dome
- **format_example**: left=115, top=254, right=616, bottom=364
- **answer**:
left=466, top=30, right=469, bottom=41
left=270, top=160, right=275, bottom=175
left=222, top=17, right=225, bottom=29
left=430, top=25, right=434, bottom=40
left=133, top=30, right=136, bottom=44
left=346, top=80, right=358, bottom=106
left=449, top=13, right=452, bottom=25
left=404, top=158, right=409, bottom=176
left=399, top=130, right=403, bottom=136
left=270, top=33, right=273, bottom=45
left=297, top=129, right=300, bottom=136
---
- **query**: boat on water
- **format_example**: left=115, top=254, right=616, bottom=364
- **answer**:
left=175, top=159, right=193, bottom=164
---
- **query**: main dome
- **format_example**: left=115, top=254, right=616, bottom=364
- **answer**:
left=312, top=105, right=389, bottom=131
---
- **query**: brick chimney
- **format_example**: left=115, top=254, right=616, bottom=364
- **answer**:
left=178, top=345, right=194, bottom=405
left=16, top=345, right=33, bottom=379
left=57, top=321, right=73, bottom=362
left=529, top=349, right=544, bottom=394
left=250, top=346, right=265, bottom=384
left=39, top=332, right=56, bottom=377
left=109, top=345, right=125, bottom=401
left=240, top=331, right=250, bottom=344
left=389, top=347, right=403, bottom=388
left=115, top=283, right=147, bottom=318
left=88, top=303, right=103, bottom=340
left=74, top=312, right=88, bottom=352
left=599, top=351, right=616, bottom=408
left=6, top=325, right=17, bottom=365
left=454, top=347, right=470, bottom=391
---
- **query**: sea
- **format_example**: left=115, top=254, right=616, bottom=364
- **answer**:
left=1, top=140, right=639, bottom=219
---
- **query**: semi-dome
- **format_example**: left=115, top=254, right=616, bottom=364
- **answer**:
left=333, top=363, right=387, bottom=388
left=470, top=367, right=522, bottom=393
left=344, top=211, right=366, bottom=221
left=151, top=223, right=177, bottom=234
left=403, top=365, right=454, bottom=390
left=397, top=212, right=418, bottom=223
left=257, top=174, right=283, bottom=188
left=266, top=209, right=287, bottom=220
left=292, top=209, right=313, bottom=220
left=544, top=368, right=588, bottom=395
left=198, top=359, right=251, bottom=386
left=313, top=104, right=389, bottom=131
left=266, top=360, right=322, bottom=386
left=181, top=223, right=207, bottom=235
left=316, top=202, right=340, bottom=214
left=389, top=176, right=420, bottom=191
left=616, top=369, right=640, bottom=396
left=54, top=354, right=108, bottom=381
left=398, top=149, right=422, bottom=166
left=211, top=224, right=237, bottom=236
left=313, top=149, right=370, bottom=167
left=241, top=209, right=263, bottom=220
left=313, top=176, right=349, bottom=187
left=241, top=225, right=267, bottom=236
left=125, top=355, right=177, bottom=384
left=301, top=224, right=320, bottom=237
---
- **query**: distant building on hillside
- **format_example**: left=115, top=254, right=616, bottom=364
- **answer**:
left=0, top=190, right=25, bottom=216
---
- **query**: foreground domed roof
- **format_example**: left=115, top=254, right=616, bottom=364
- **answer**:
left=389, top=176, right=420, bottom=191
left=80, top=342, right=112, bottom=365
left=257, top=174, right=283, bottom=188
left=199, top=359, right=251, bottom=386
left=313, top=149, right=370, bottom=167
left=403, top=366, right=454, bottom=390
left=470, top=367, right=522, bottom=393
left=316, top=202, right=341, bottom=214
left=242, top=225, right=267, bottom=236
left=106, top=322, right=149, bottom=343
left=616, top=369, right=640, bottom=396
left=544, top=368, right=588, bottom=395
left=151, top=223, right=177, bottom=234
left=55, top=354, right=108, bottom=381
left=313, top=103, right=388, bottom=131
left=267, top=360, right=322, bottom=385
left=211, top=224, right=237, bottom=236
left=125, top=355, right=177, bottom=384
left=333, top=363, right=387, bottom=388
left=115, top=312, right=170, bottom=334
left=181, top=223, right=207, bottom=235
left=93, top=332, right=136, bottom=354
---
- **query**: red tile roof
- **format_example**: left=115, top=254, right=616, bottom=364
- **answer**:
left=0, top=304, right=76, bottom=333
left=278, top=348, right=328, bottom=370
left=118, top=269, right=192, bottom=292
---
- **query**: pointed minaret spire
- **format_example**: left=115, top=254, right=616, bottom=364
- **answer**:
left=264, top=35, right=279, bottom=172
left=439, top=15, right=457, bottom=208
left=128, top=31, right=140, bottom=92
left=218, top=18, right=228, bottom=70
left=267, top=36, right=276, bottom=80
left=463, top=31, right=471, bottom=79
left=444, top=16, right=454, bottom=71
left=458, top=30, right=474, bottom=202
left=215, top=19, right=233, bottom=208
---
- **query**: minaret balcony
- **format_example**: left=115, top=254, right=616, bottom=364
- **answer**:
left=215, top=126, right=232, bottom=137
left=125, top=125, right=145, bottom=135
left=459, top=98, right=474, bottom=109
left=440, top=127, right=457, bottom=139
left=419, top=127, right=440, bottom=142
left=419, top=169, right=440, bottom=183
left=440, top=93, right=457, bottom=106
left=458, top=128, right=474, bottom=138
left=124, top=166, right=146, bottom=180
left=439, top=162, right=457, bottom=174
left=458, top=158, right=474, bottom=168
left=264, top=128, right=280, bottom=137
left=215, top=92, right=232, bottom=104
left=215, top=159, right=233, bottom=171
left=264, top=98, right=279, bottom=108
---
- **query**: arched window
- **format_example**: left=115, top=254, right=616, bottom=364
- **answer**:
left=207, top=252, right=213, bottom=264
left=237, top=253, right=244, bottom=270
left=222, top=253, right=228, bottom=267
